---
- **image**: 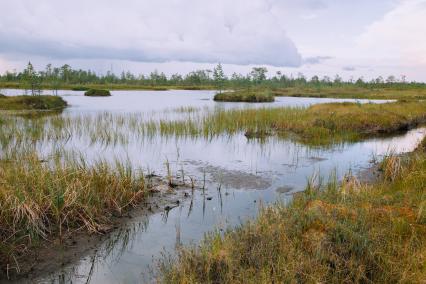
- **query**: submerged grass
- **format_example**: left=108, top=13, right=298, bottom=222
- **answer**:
left=1, top=101, right=425, bottom=149
left=158, top=139, right=426, bottom=283
left=0, top=150, right=146, bottom=275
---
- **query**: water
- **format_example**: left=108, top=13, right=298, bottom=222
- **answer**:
left=2, top=89, right=421, bottom=283
left=2, top=89, right=392, bottom=114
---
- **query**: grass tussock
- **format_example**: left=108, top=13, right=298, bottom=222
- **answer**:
left=0, top=151, right=146, bottom=272
left=84, top=89, right=111, bottom=97
left=0, top=95, right=67, bottom=110
left=159, top=140, right=426, bottom=283
left=214, top=89, right=274, bottom=102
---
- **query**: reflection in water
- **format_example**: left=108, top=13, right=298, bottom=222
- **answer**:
left=1, top=89, right=418, bottom=283
left=35, top=127, right=426, bottom=284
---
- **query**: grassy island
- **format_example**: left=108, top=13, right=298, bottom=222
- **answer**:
left=84, top=89, right=111, bottom=97
left=0, top=95, right=67, bottom=110
left=214, top=89, right=274, bottom=102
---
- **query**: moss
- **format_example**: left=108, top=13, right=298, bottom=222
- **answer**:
left=214, top=89, right=274, bottom=102
left=84, top=89, right=111, bottom=97
left=0, top=95, right=67, bottom=110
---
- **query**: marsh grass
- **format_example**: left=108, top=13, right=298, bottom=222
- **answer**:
left=0, top=150, right=146, bottom=274
left=272, top=85, right=426, bottom=101
left=158, top=141, right=426, bottom=283
left=0, top=95, right=67, bottom=110
left=84, top=89, right=111, bottom=97
left=214, top=89, right=274, bottom=102
left=200, top=100, right=426, bottom=145
left=1, top=101, right=425, bottom=152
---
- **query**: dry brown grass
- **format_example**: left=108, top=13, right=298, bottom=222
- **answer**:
left=0, top=151, right=146, bottom=274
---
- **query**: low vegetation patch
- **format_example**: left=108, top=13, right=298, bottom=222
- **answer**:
left=84, top=89, right=111, bottom=97
left=0, top=95, right=67, bottom=110
left=71, top=86, right=90, bottom=91
left=272, top=86, right=426, bottom=101
left=214, top=89, right=274, bottom=102
left=201, top=101, right=426, bottom=145
left=159, top=138, right=426, bottom=283
left=0, top=151, right=146, bottom=275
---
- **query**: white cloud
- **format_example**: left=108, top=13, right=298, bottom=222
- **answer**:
left=356, top=0, right=426, bottom=65
left=0, top=0, right=302, bottom=67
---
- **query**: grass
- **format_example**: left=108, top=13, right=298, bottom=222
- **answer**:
left=0, top=95, right=67, bottom=110
left=1, top=101, right=425, bottom=149
left=214, top=89, right=274, bottom=102
left=84, top=89, right=111, bottom=97
left=272, top=85, right=426, bottom=101
left=158, top=138, right=426, bottom=283
left=0, top=150, right=147, bottom=274
left=201, top=101, right=426, bottom=145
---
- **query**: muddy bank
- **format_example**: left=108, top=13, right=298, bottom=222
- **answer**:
left=2, top=178, right=192, bottom=282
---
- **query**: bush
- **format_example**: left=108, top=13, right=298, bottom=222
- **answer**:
left=84, top=89, right=111, bottom=97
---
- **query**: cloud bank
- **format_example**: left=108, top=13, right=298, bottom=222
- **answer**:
left=0, top=0, right=303, bottom=67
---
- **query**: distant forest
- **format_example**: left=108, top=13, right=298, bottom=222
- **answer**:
left=1, top=62, right=425, bottom=91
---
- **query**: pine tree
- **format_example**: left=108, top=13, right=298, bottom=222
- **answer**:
left=213, top=63, right=225, bottom=94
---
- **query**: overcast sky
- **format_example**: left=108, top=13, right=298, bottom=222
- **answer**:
left=0, top=0, right=425, bottom=81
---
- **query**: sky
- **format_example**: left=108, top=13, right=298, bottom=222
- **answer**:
left=0, top=0, right=425, bottom=81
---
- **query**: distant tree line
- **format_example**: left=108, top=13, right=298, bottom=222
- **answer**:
left=0, top=62, right=424, bottom=95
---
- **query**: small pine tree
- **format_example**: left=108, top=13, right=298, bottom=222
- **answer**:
left=213, top=63, right=225, bottom=94
left=22, top=62, right=41, bottom=96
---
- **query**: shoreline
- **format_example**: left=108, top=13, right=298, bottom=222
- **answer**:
left=3, top=177, right=193, bottom=281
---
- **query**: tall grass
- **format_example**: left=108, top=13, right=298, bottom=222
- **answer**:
left=2, top=101, right=425, bottom=150
left=158, top=140, right=426, bottom=283
left=0, top=149, right=146, bottom=273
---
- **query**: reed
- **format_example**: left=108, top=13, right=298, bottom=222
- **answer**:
left=1, top=101, right=425, bottom=152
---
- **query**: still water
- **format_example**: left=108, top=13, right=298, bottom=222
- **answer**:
left=3, top=89, right=421, bottom=283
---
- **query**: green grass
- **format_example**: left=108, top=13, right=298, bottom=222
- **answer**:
left=159, top=139, right=426, bottom=283
left=200, top=101, right=426, bottom=145
left=272, top=86, right=426, bottom=101
left=0, top=95, right=67, bottom=110
left=84, top=89, right=111, bottom=97
left=1, top=101, right=424, bottom=148
left=214, top=89, right=274, bottom=102
left=0, top=150, right=147, bottom=272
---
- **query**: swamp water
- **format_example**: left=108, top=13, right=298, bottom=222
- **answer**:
left=2, top=90, right=423, bottom=283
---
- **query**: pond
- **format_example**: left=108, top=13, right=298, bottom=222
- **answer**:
left=2, top=89, right=421, bottom=283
